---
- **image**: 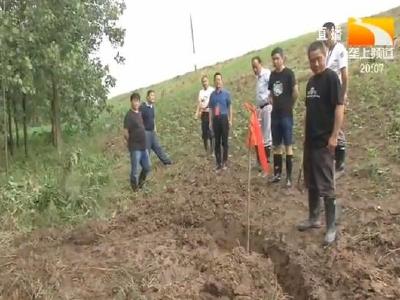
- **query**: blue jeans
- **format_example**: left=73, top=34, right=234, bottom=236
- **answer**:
left=130, top=150, right=151, bottom=185
left=272, top=115, right=293, bottom=146
left=145, top=131, right=171, bottom=165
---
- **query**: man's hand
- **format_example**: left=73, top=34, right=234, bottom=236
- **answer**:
left=229, top=119, right=233, bottom=127
left=344, top=93, right=349, bottom=107
left=194, top=112, right=199, bottom=120
left=327, top=135, right=337, bottom=155
left=256, top=108, right=261, bottom=119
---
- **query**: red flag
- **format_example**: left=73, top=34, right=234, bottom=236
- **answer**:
left=244, top=102, right=269, bottom=174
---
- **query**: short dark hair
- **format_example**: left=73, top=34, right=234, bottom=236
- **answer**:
left=147, top=90, right=155, bottom=97
left=130, top=92, right=141, bottom=102
left=307, top=41, right=326, bottom=57
left=214, top=72, right=222, bottom=80
left=271, top=47, right=284, bottom=57
left=323, top=22, right=335, bottom=30
left=252, top=56, right=262, bottom=63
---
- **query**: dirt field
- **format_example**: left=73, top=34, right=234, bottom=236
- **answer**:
left=1, top=131, right=400, bottom=300
left=1, top=16, right=400, bottom=297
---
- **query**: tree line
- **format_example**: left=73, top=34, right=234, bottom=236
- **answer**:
left=0, top=0, right=125, bottom=172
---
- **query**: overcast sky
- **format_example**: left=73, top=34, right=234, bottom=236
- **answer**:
left=99, top=0, right=399, bottom=97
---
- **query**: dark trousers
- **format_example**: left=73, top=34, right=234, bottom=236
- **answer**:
left=145, top=130, right=171, bottom=165
left=201, top=112, right=213, bottom=141
left=212, top=115, right=229, bottom=166
left=303, top=144, right=335, bottom=198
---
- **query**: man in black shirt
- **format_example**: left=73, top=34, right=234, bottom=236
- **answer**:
left=140, top=90, right=172, bottom=165
left=124, top=92, right=151, bottom=191
left=297, top=41, right=344, bottom=245
left=268, top=47, right=299, bottom=187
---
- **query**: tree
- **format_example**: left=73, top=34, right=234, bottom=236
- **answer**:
left=0, top=0, right=126, bottom=162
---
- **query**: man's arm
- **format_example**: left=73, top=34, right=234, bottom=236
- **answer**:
left=291, top=71, right=299, bottom=102
left=123, top=114, right=129, bottom=144
left=328, top=105, right=344, bottom=154
left=267, top=93, right=273, bottom=105
left=229, top=106, right=233, bottom=126
left=327, top=70, right=344, bottom=154
left=195, top=93, right=201, bottom=118
left=228, top=93, right=233, bottom=126
left=209, top=108, right=213, bottom=129
left=195, top=103, right=201, bottom=119
left=208, top=97, right=213, bottom=130
left=124, top=128, right=129, bottom=144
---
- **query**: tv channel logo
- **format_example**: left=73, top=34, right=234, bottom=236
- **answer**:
left=348, top=17, right=395, bottom=47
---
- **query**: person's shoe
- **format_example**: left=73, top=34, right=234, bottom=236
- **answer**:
left=297, top=219, right=322, bottom=231
left=222, top=162, right=228, bottom=170
left=215, top=165, right=222, bottom=173
left=270, top=174, right=281, bottom=183
left=138, top=172, right=147, bottom=189
left=286, top=177, right=292, bottom=188
left=297, top=190, right=321, bottom=231
left=324, top=228, right=337, bottom=245
left=265, top=146, right=272, bottom=164
left=164, top=161, right=173, bottom=166
left=323, top=197, right=337, bottom=245
left=130, top=181, right=139, bottom=192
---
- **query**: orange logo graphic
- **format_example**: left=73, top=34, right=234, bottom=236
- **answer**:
left=348, top=17, right=394, bottom=47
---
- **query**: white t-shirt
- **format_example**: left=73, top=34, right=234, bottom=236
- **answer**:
left=256, top=68, right=271, bottom=107
left=326, top=42, right=348, bottom=83
left=198, top=86, right=215, bottom=112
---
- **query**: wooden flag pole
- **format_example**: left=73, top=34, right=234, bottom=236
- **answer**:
left=247, top=147, right=251, bottom=254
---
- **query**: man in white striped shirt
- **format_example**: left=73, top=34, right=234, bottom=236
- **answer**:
left=251, top=56, right=272, bottom=165
left=195, top=75, right=215, bottom=154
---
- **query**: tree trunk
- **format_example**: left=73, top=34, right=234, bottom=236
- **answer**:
left=22, top=94, right=28, bottom=157
left=7, top=95, right=14, bottom=156
left=2, top=80, right=9, bottom=174
left=13, top=95, right=20, bottom=148
left=51, top=74, right=62, bottom=151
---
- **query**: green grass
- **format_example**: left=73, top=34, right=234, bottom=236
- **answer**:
left=1, top=7, right=399, bottom=232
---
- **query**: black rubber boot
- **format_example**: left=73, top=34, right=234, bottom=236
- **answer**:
left=297, top=190, right=322, bottom=231
left=270, top=154, right=282, bottom=183
left=131, top=181, right=139, bottom=192
left=138, top=171, right=147, bottom=189
left=265, top=146, right=271, bottom=163
left=286, top=155, right=293, bottom=188
left=324, top=196, right=337, bottom=245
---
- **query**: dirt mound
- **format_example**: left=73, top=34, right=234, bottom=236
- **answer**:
left=1, top=145, right=400, bottom=299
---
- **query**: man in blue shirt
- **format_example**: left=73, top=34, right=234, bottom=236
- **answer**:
left=140, top=90, right=172, bottom=165
left=208, top=72, right=233, bottom=171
